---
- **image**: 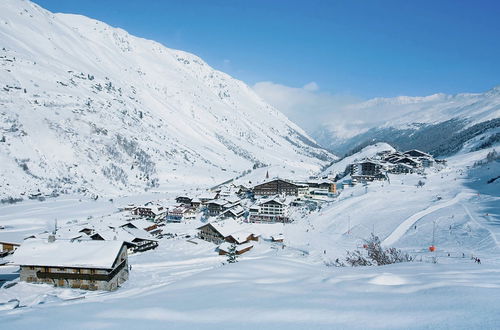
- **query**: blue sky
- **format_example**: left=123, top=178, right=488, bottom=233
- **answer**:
left=33, top=0, right=500, bottom=99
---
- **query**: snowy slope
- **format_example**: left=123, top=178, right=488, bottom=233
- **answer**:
left=0, top=0, right=333, bottom=199
left=0, top=146, right=499, bottom=329
left=314, top=87, right=500, bottom=156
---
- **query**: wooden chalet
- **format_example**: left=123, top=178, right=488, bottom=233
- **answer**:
left=167, top=206, right=197, bottom=222
left=131, top=204, right=167, bottom=219
left=12, top=239, right=129, bottom=291
left=0, top=241, right=20, bottom=253
left=175, top=196, right=192, bottom=205
left=197, top=219, right=258, bottom=245
left=219, top=205, right=245, bottom=220
left=218, top=242, right=253, bottom=256
left=206, top=200, right=229, bottom=216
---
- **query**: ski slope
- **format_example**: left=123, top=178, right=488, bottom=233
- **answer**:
left=383, top=192, right=473, bottom=246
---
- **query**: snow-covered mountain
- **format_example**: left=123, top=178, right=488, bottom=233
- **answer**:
left=313, top=87, right=500, bottom=156
left=0, top=0, right=334, bottom=200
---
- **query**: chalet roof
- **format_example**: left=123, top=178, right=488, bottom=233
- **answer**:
left=91, top=227, right=136, bottom=243
left=218, top=241, right=254, bottom=253
left=227, top=230, right=254, bottom=244
left=395, top=163, right=414, bottom=169
left=136, top=204, right=166, bottom=214
left=224, top=196, right=241, bottom=204
left=253, top=178, right=299, bottom=188
left=404, top=149, right=431, bottom=158
left=122, top=227, right=157, bottom=242
left=271, top=234, right=285, bottom=241
left=12, top=239, right=126, bottom=269
left=258, top=196, right=293, bottom=206
left=357, top=159, right=383, bottom=166
left=170, top=206, right=196, bottom=214
left=221, top=205, right=245, bottom=217
left=206, top=199, right=228, bottom=206
left=198, top=219, right=255, bottom=239
left=396, top=157, right=420, bottom=165
left=124, top=219, right=156, bottom=231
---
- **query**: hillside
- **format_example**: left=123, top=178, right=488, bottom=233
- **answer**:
left=313, top=87, right=500, bottom=156
left=0, top=0, right=333, bottom=200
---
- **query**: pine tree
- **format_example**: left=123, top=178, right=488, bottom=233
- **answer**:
left=227, top=244, right=238, bottom=263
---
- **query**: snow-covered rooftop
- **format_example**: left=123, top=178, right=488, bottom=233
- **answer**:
left=11, top=239, right=125, bottom=269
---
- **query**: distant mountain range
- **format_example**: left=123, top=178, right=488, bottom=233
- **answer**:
left=313, top=87, right=500, bottom=157
left=0, top=0, right=334, bottom=200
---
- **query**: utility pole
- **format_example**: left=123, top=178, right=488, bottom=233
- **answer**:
left=432, top=220, right=436, bottom=246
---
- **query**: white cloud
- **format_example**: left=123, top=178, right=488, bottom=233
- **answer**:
left=252, top=81, right=360, bottom=133
left=303, top=81, right=319, bottom=92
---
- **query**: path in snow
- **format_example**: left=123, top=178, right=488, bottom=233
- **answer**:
left=382, top=192, right=473, bottom=246
left=461, top=203, right=500, bottom=247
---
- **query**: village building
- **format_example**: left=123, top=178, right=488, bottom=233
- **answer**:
left=271, top=234, right=284, bottom=243
left=12, top=239, right=129, bottom=291
left=297, top=179, right=337, bottom=194
left=206, top=199, right=229, bottom=216
left=131, top=203, right=167, bottom=220
left=249, top=197, right=292, bottom=223
left=218, top=242, right=254, bottom=255
left=198, top=192, right=219, bottom=204
left=90, top=226, right=158, bottom=253
left=175, top=196, right=192, bottom=205
left=167, top=206, right=197, bottom=222
left=197, top=219, right=259, bottom=245
left=394, top=157, right=421, bottom=168
left=253, top=179, right=302, bottom=196
left=403, top=149, right=432, bottom=158
left=0, top=240, right=20, bottom=257
left=219, top=205, right=246, bottom=220
left=390, top=163, right=415, bottom=174
left=190, top=198, right=202, bottom=210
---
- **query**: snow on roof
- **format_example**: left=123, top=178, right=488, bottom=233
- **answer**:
left=124, top=219, right=156, bottom=230
left=12, top=239, right=125, bottom=269
left=404, top=149, right=431, bottom=157
left=218, top=241, right=254, bottom=253
left=92, top=227, right=136, bottom=243
left=206, top=199, right=228, bottom=206
left=209, top=219, right=244, bottom=237
left=227, top=230, right=257, bottom=244
left=199, top=218, right=256, bottom=238
left=122, top=227, right=157, bottom=242
left=258, top=196, right=293, bottom=206
left=226, top=205, right=245, bottom=216
left=224, top=196, right=241, bottom=204
left=271, top=234, right=284, bottom=240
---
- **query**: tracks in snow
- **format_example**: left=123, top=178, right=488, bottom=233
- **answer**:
left=382, top=192, right=473, bottom=246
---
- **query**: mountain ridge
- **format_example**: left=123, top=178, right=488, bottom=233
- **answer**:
left=0, top=0, right=334, bottom=200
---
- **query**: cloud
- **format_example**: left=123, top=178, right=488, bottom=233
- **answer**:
left=303, top=81, right=319, bottom=92
left=252, top=81, right=360, bottom=133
